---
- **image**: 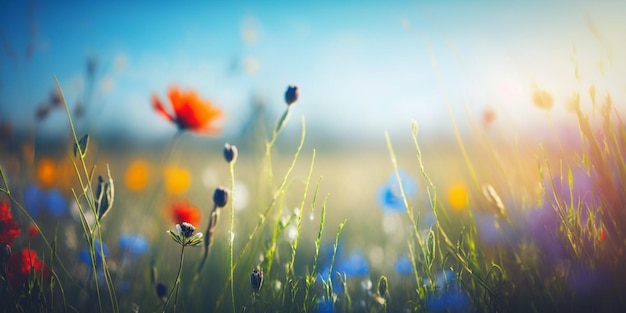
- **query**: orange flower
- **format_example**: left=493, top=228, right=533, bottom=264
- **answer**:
left=171, top=201, right=201, bottom=226
left=152, top=87, right=223, bottom=134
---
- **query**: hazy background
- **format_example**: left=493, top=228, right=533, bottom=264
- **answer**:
left=1, top=0, right=625, bottom=146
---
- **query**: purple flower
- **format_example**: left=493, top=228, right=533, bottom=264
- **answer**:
left=474, top=213, right=512, bottom=245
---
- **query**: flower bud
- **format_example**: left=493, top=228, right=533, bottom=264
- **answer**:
left=155, top=281, right=168, bottom=301
left=0, top=243, right=11, bottom=277
left=251, top=268, right=263, bottom=292
left=284, top=85, right=299, bottom=106
left=213, top=187, right=230, bottom=208
left=377, top=276, right=388, bottom=297
left=223, top=143, right=238, bottom=164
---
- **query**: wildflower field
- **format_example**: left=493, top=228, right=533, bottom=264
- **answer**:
left=1, top=2, right=626, bottom=313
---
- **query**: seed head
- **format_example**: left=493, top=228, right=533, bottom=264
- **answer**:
left=179, top=222, right=196, bottom=238
left=213, top=187, right=230, bottom=208
left=377, top=276, right=388, bottom=297
left=223, top=143, right=238, bottom=164
left=284, top=85, right=299, bottom=106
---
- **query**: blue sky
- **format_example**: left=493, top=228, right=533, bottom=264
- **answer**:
left=1, top=0, right=625, bottom=143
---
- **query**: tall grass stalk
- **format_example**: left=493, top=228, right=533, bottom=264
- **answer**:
left=215, top=116, right=307, bottom=310
left=54, top=76, right=118, bottom=312
left=228, top=153, right=236, bottom=313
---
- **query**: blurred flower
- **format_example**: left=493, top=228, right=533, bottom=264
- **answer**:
left=119, top=234, right=149, bottom=256
left=336, top=249, right=369, bottom=276
left=250, top=268, right=263, bottom=292
left=568, top=267, right=604, bottom=297
left=284, top=85, right=299, bottom=106
left=377, top=169, right=417, bottom=213
left=125, top=160, right=150, bottom=192
left=37, top=158, right=57, bottom=187
left=474, top=213, right=511, bottom=245
left=164, top=166, right=191, bottom=195
left=45, top=189, right=68, bottom=217
left=35, top=104, right=52, bottom=122
left=320, top=247, right=369, bottom=293
left=527, top=205, right=567, bottom=263
left=223, top=143, right=238, bottom=164
left=394, top=255, right=413, bottom=276
left=425, top=286, right=471, bottom=313
left=482, top=108, right=495, bottom=126
left=0, top=120, right=13, bottom=135
left=27, top=225, right=39, bottom=238
left=24, top=185, right=68, bottom=218
left=79, top=239, right=110, bottom=268
left=7, top=248, right=51, bottom=290
left=0, top=201, right=21, bottom=247
left=424, top=270, right=471, bottom=313
left=152, top=87, right=223, bottom=134
left=532, top=87, right=554, bottom=110
left=171, top=201, right=201, bottom=226
left=318, top=297, right=335, bottom=313
left=447, top=183, right=468, bottom=211
left=545, top=167, right=600, bottom=215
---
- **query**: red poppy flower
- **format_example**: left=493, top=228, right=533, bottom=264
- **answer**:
left=0, top=201, right=21, bottom=247
left=171, top=201, right=201, bottom=226
left=152, top=87, right=223, bottom=134
left=7, top=248, right=51, bottom=290
left=27, top=225, right=39, bottom=238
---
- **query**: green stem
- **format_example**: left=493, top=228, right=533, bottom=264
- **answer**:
left=228, top=161, right=236, bottom=313
left=163, top=244, right=185, bottom=313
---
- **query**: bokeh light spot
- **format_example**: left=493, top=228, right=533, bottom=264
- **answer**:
left=37, top=158, right=57, bottom=187
left=447, top=183, right=468, bottom=211
left=125, top=160, right=150, bottom=192
left=164, top=165, right=191, bottom=195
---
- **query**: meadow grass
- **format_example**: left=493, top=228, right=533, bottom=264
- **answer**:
left=1, top=73, right=625, bottom=313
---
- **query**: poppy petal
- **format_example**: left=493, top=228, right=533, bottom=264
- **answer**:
left=152, top=95, right=175, bottom=123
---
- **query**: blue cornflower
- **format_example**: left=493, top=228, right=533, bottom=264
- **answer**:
left=23, top=184, right=68, bottom=218
left=335, top=249, right=369, bottom=276
left=394, top=255, right=413, bottom=276
left=424, top=270, right=471, bottom=313
left=79, top=239, right=110, bottom=268
left=319, top=247, right=369, bottom=294
left=45, top=189, right=67, bottom=217
left=119, top=234, right=149, bottom=256
left=377, top=170, right=417, bottom=213
left=318, top=297, right=334, bottom=313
